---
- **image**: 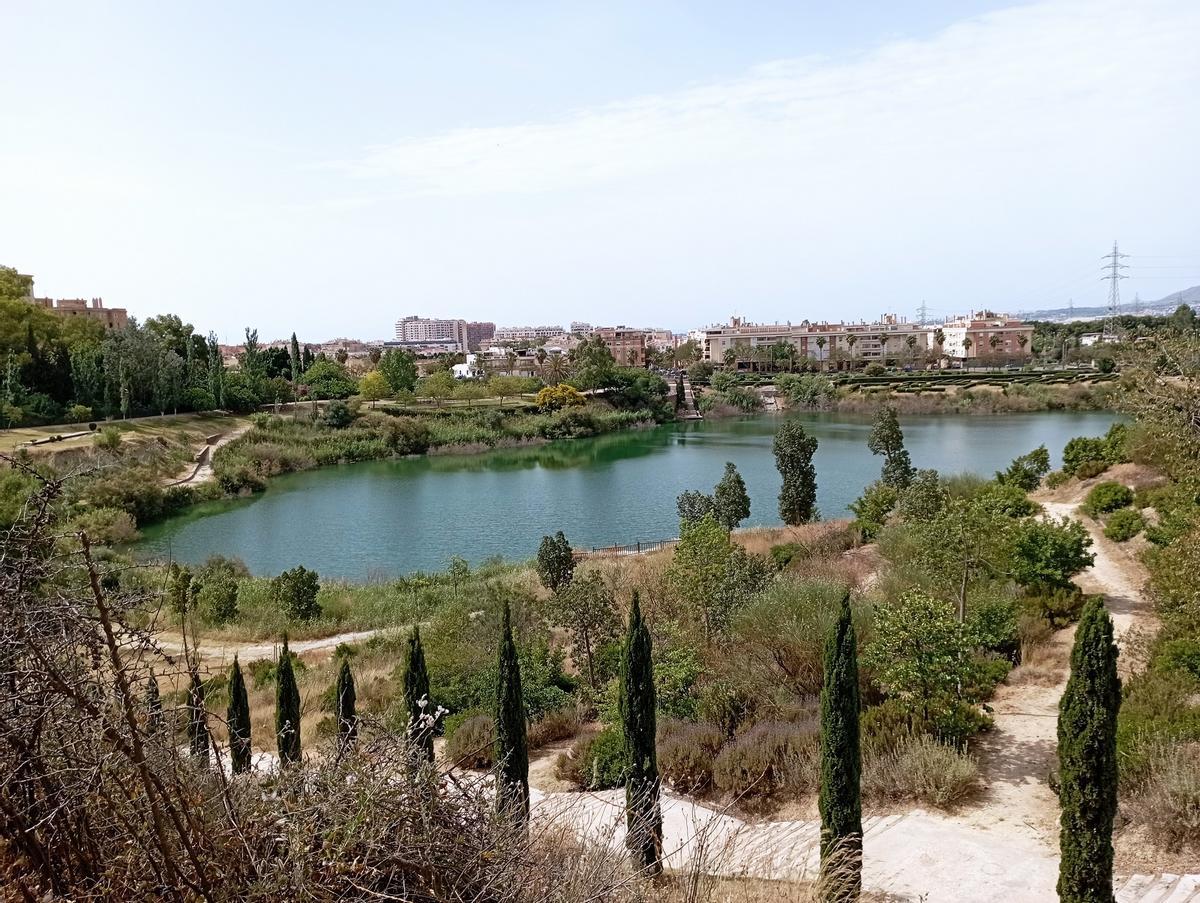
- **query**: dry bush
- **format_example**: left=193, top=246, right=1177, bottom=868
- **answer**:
left=862, top=733, right=978, bottom=808
left=712, top=721, right=818, bottom=801
left=658, top=719, right=725, bottom=793
left=528, top=706, right=583, bottom=749
left=447, top=712, right=495, bottom=768
left=1123, top=741, right=1200, bottom=849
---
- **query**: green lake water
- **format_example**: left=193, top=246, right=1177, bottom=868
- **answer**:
left=137, top=411, right=1119, bottom=579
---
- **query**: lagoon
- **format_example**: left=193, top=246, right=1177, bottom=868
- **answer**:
left=137, top=411, right=1119, bottom=579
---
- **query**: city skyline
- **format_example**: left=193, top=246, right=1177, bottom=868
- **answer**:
left=3, top=0, right=1199, bottom=340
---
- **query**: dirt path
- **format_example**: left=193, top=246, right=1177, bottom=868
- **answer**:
left=164, top=424, right=251, bottom=486
left=157, top=627, right=393, bottom=666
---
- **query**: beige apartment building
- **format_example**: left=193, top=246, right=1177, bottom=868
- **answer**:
left=394, top=316, right=468, bottom=352
left=595, top=326, right=647, bottom=367
left=701, top=312, right=1032, bottom=369
left=32, top=296, right=129, bottom=330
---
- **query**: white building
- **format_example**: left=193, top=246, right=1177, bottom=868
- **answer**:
left=394, top=316, right=468, bottom=352
left=493, top=325, right=563, bottom=342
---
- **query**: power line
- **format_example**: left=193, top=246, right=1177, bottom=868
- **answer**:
left=916, top=299, right=928, bottom=326
left=1101, top=240, right=1128, bottom=337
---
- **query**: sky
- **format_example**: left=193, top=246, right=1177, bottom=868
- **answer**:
left=2, top=0, right=1199, bottom=343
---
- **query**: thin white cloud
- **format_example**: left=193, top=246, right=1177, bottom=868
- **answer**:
left=323, top=0, right=1200, bottom=199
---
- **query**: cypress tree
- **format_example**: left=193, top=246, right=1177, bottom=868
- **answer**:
left=227, top=656, right=252, bottom=774
left=187, top=673, right=209, bottom=765
left=403, top=625, right=434, bottom=762
left=336, top=658, right=358, bottom=753
left=818, top=594, right=862, bottom=902
left=289, top=332, right=301, bottom=383
left=712, top=461, right=751, bottom=530
left=146, top=672, right=162, bottom=734
left=620, top=591, right=662, bottom=875
left=494, top=602, right=529, bottom=824
left=275, top=636, right=302, bottom=766
left=1057, top=597, right=1120, bottom=903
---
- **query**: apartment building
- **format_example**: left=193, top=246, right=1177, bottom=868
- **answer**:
left=939, top=312, right=1034, bottom=360
left=595, top=326, right=646, bottom=367
left=393, top=316, right=468, bottom=352
left=465, top=321, right=495, bottom=351
left=33, top=296, right=129, bottom=330
left=493, top=324, right=564, bottom=342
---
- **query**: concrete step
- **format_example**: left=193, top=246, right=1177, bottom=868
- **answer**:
left=1117, top=874, right=1200, bottom=903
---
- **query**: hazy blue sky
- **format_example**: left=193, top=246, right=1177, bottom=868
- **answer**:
left=3, top=0, right=1198, bottom=342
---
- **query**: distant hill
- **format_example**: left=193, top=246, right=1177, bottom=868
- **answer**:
left=1020, top=285, right=1200, bottom=323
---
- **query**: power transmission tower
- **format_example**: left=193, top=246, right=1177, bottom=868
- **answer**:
left=1133, top=292, right=1142, bottom=316
left=1068, top=297, right=1074, bottom=318
left=917, top=300, right=928, bottom=326
left=1101, top=240, right=1128, bottom=337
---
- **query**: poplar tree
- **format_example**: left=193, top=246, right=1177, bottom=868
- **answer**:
left=713, top=461, right=751, bottom=530
left=819, top=594, right=862, bottom=901
left=275, top=636, right=302, bottom=765
left=535, top=531, right=575, bottom=593
left=403, top=625, right=434, bottom=762
left=867, top=404, right=914, bottom=489
left=187, top=673, right=209, bottom=765
left=227, top=656, right=252, bottom=774
left=773, top=420, right=819, bottom=524
left=1057, top=598, right=1120, bottom=903
left=620, top=591, right=662, bottom=875
left=494, top=602, right=529, bottom=824
left=335, top=658, right=357, bottom=752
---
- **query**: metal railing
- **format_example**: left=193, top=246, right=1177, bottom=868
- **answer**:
left=576, top=537, right=679, bottom=558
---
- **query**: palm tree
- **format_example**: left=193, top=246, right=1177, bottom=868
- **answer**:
left=933, top=328, right=946, bottom=369
left=877, top=334, right=890, bottom=366
left=535, top=347, right=548, bottom=377
left=905, top=334, right=918, bottom=369
left=846, top=334, right=858, bottom=370
left=723, top=347, right=738, bottom=371
left=962, top=336, right=974, bottom=364
left=544, top=354, right=567, bottom=385
left=816, top=336, right=827, bottom=369
left=1017, top=334, right=1029, bottom=357
left=989, top=334, right=1002, bottom=361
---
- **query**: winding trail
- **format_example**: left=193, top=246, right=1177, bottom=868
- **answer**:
left=526, top=494, right=1193, bottom=902
left=157, top=627, right=394, bottom=666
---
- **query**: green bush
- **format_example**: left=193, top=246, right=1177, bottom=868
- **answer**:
left=554, top=726, right=626, bottom=790
left=769, top=542, right=805, bottom=570
left=1155, top=637, right=1200, bottom=681
left=849, top=481, right=898, bottom=541
left=93, top=425, right=123, bottom=453
left=1082, top=481, right=1134, bottom=517
left=1103, top=508, right=1145, bottom=542
left=1045, top=469, right=1070, bottom=489
left=1074, top=460, right=1108, bottom=481
left=1062, top=435, right=1108, bottom=476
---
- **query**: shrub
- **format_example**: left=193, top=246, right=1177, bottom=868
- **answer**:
left=554, top=726, right=625, bottom=790
left=1103, top=508, right=1145, bottom=543
left=71, top=506, right=139, bottom=545
left=849, top=481, right=898, bottom=541
left=657, top=720, right=724, bottom=793
left=863, top=363, right=886, bottom=377
left=195, top=572, right=239, bottom=625
left=1045, top=469, right=1070, bottom=489
left=1082, top=481, right=1134, bottom=518
left=246, top=651, right=306, bottom=689
left=93, top=425, right=123, bottom=453
left=1155, top=637, right=1200, bottom=681
left=1117, top=669, right=1200, bottom=786
left=445, top=713, right=495, bottom=769
left=67, top=404, right=93, bottom=423
left=711, top=720, right=818, bottom=799
left=270, top=565, right=321, bottom=622
left=1123, top=741, right=1200, bottom=849
left=534, top=384, right=586, bottom=411
left=527, top=707, right=581, bottom=750
left=975, top=481, right=1038, bottom=518
left=1062, top=436, right=1108, bottom=475
left=1024, top=586, right=1089, bottom=628
left=862, top=733, right=978, bottom=807
left=769, top=542, right=805, bottom=570
left=322, top=400, right=353, bottom=428
left=1074, top=460, right=1108, bottom=481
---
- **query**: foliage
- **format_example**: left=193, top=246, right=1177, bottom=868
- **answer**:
left=322, top=399, right=353, bottom=428
left=974, top=481, right=1039, bottom=518
left=711, top=720, right=818, bottom=798
left=276, top=637, right=302, bottom=765
left=549, top=571, right=618, bottom=688
left=819, top=596, right=862, bottom=899
left=357, top=370, right=391, bottom=405
left=849, top=480, right=898, bottom=541
left=195, top=570, right=239, bottom=625
left=1057, top=598, right=1120, bottom=903
left=1103, top=508, right=1145, bottom=542
left=1081, top=481, right=1134, bottom=517
left=535, top=383, right=585, bottom=411
left=403, top=625, right=435, bottom=761
left=377, top=348, right=418, bottom=393
left=667, top=513, right=772, bottom=638
left=556, top=726, right=627, bottom=790
left=301, top=359, right=357, bottom=399
left=864, top=590, right=974, bottom=723
left=895, top=468, right=948, bottom=521
left=270, top=565, right=322, bottom=622
left=712, top=461, right=751, bottom=530
left=535, top=530, right=575, bottom=593
left=446, top=712, right=495, bottom=768
left=656, top=720, right=724, bottom=792
left=620, top=592, right=662, bottom=873
left=676, top=489, right=715, bottom=527
left=93, top=424, right=123, bottom=452
left=227, top=657, right=252, bottom=774
left=776, top=373, right=837, bottom=409
left=1010, top=516, right=1094, bottom=593
left=995, top=445, right=1051, bottom=490
left=494, top=602, right=529, bottom=823
left=861, top=733, right=978, bottom=807
left=335, top=659, right=358, bottom=750
left=867, top=404, right=914, bottom=489
left=773, top=419, right=819, bottom=525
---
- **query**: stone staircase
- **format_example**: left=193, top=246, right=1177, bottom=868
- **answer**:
left=1116, top=874, right=1200, bottom=903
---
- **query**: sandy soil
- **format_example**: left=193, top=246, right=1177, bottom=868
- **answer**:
left=157, top=627, right=393, bottom=666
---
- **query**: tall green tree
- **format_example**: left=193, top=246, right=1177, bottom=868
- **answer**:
left=535, top=531, right=576, bottom=593
left=275, top=637, right=302, bottom=765
left=620, top=591, right=662, bottom=875
left=819, top=595, right=862, bottom=901
left=867, top=404, right=914, bottom=489
left=335, top=658, right=357, bottom=753
left=403, top=626, right=434, bottom=762
left=378, top=348, right=419, bottom=394
left=773, top=420, right=819, bottom=525
left=289, top=332, right=301, bottom=383
left=713, top=461, right=751, bottom=530
left=187, top=673, right=209, bottom=765
left=550, top=571, right=619, bottom=688
left=1057, top=598, right=1120, bottom=903
left=494, top=602, right=529, bottom=824
left=227, top=656, right=252, bottom=774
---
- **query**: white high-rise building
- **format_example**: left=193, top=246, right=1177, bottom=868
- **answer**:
left=393, top=316, right=468, bottom=351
